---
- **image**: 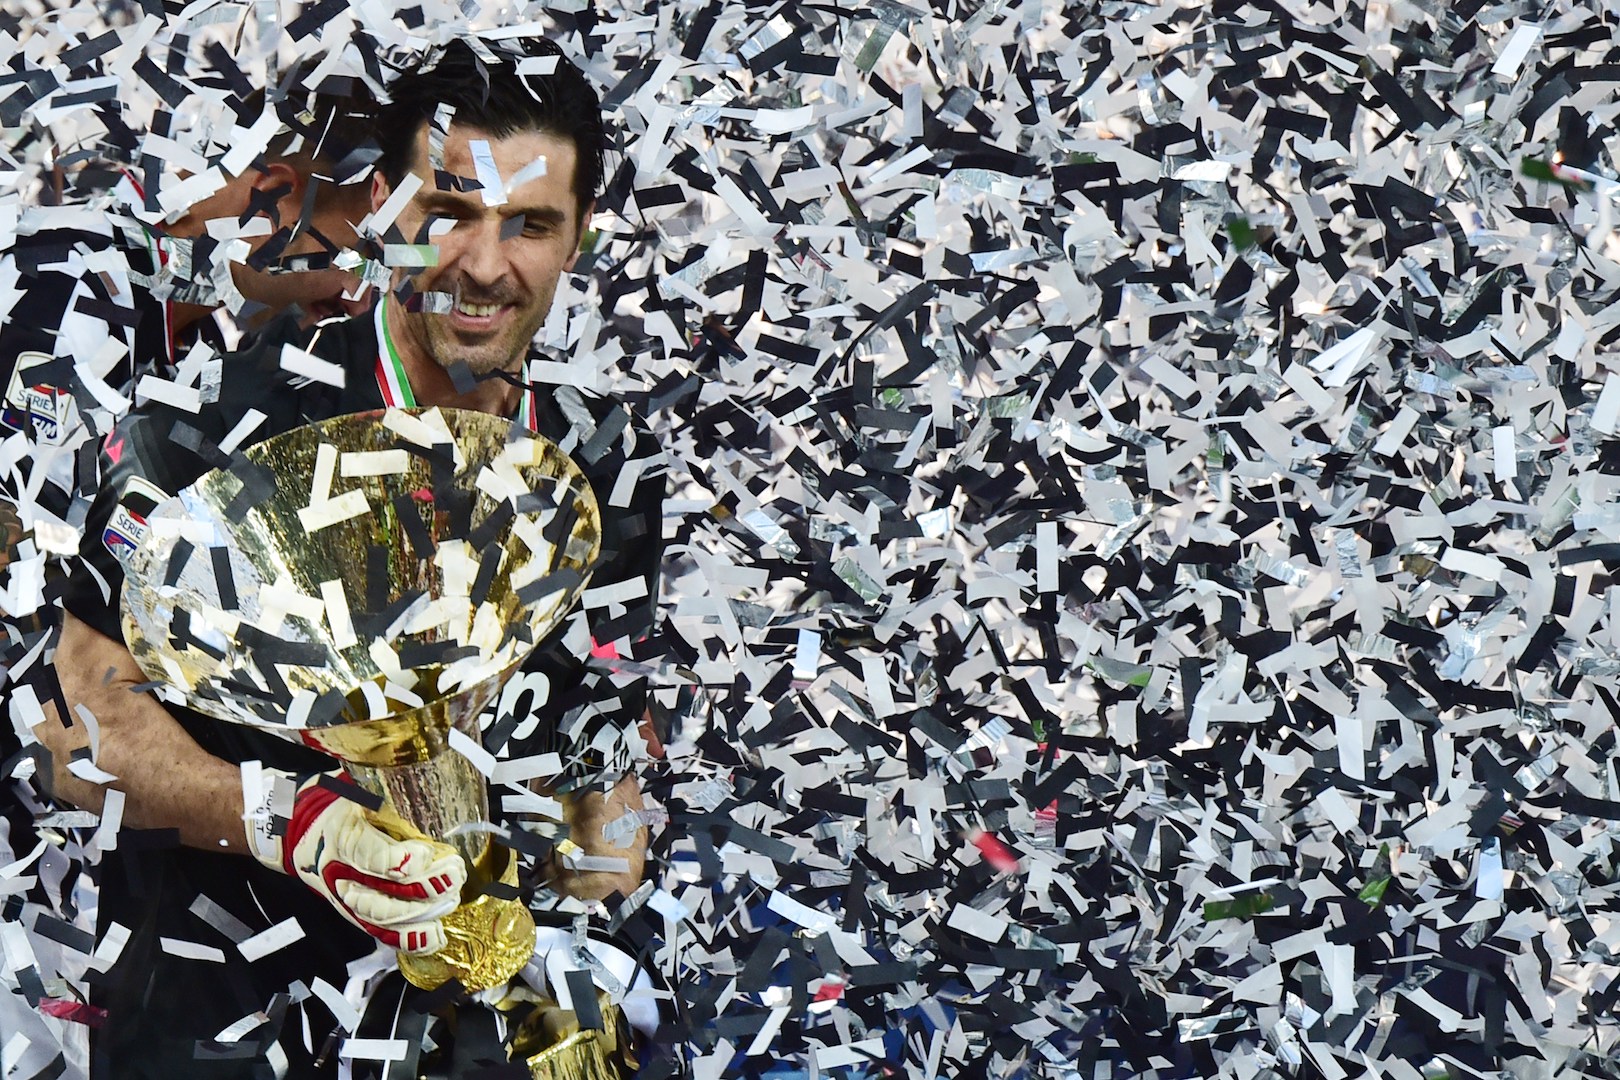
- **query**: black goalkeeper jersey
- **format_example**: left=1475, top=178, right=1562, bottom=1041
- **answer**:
left=0, top=206, right=182, bottom=524
left=59, top=308, right=664, bottom=1077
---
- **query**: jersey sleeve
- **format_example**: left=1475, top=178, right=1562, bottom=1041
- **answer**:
left=0, top=261, right=78, bottom=401
left=58, top=321, right=308, bottom=644
left=59, top=402, right=223, bottom=642
left=0, top=246, right=107, bottom=517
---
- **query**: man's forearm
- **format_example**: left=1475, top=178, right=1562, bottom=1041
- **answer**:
left=44, top=611, right=250, bottom=854
left=0, top=496, right=46, bottom=633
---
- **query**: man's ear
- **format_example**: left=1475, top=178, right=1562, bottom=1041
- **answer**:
left=564, top=199, right=595, bottom=273
left=247, top=160, right=306, bottom=229
left=370, top=169, right=391, bottom=214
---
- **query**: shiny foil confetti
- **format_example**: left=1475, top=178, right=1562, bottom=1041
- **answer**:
left=7, top=1, right=1620, bottom=1079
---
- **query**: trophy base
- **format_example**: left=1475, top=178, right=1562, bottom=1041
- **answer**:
left=511, top=993, right=629, bottom=1080
left=398, top=889, right=537, bottom=992
left=396, top=841, right=536, bottom=993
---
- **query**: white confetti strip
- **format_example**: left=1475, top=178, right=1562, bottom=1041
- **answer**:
left=158, top=937, right=226, bottom=963
left=280, top=345, right=346, bottom=387
left=339, top=1038, right=409, bottom=1061
left=338, top=449, right=410, bottom=477
left=236, top=918, right=307, bottom=963
left=1491, top=23, right=1541, bottom=79
left=296, top=488, right=370, bottom=533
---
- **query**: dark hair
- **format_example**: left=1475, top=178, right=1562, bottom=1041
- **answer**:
left=237, top=61, right=379, bottom=184
left=375, top=38, right=605, bottom=210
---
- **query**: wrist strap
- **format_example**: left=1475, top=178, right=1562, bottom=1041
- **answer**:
left=243, top=766, right=332, bottom=871
left=242, top=763, right=291, bottom=867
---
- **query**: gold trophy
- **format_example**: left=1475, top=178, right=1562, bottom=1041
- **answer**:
left=118, top=408, right=627, bottom=1072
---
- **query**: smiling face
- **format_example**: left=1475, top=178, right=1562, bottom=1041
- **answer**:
left=373, top=123, right=588, bottom=380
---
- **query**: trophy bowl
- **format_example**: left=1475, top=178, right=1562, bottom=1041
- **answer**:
left=118, top=406, right=602, bottom=992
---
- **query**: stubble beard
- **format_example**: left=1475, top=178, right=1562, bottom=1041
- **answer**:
left=415, top=281, right=553, bottom=379
left=422, top=317, right=517, bottom=377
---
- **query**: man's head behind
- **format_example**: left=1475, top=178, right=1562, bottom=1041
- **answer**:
left=174, top=67, right=379, bottom=328
left=246, top=72, right=379, bottom=324
left=376, top=38, right=605, bottom=218
left=258, top=69, right=379, bottom=186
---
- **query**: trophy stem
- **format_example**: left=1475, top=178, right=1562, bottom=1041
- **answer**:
left=349, top=752, right=490, bottom=868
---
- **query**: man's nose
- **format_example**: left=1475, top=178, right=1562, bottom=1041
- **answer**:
left=452, top=217, right=511, bottom=286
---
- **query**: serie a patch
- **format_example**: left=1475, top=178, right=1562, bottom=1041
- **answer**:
left=2, top=351, right=74, bottom=444
left=102, top=474, right=168, bottom=566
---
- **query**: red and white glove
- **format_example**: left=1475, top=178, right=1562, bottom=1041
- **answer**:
left=246, top=769, right=467, bottom=954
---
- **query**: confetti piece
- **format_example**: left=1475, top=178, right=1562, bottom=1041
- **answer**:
left=35, top=1000, right=105, bottom=1027
left=236, top=918, right=306, bottom=963
left=506, top=155, right=548, bottom=192
left=447, top=727, right=496, bottom=779
left=320, top=579, right=357, bottom=650
left=338, top=449, right=410, bottom=477
left=280, top=345, right=347, bottom=387
left=362, top=172, right=423, bottom=237
left=490, top=753, right=563, bottom=785
left=218, top=409, right=268, bottom=455
left=813, top=1038, right=888, bottom=1070
left=1492, top=425, right=1516, bottom=485
left=1593, top=376, right=1620, bottom=434
left=944, top=903, right=1007, bottom=943
left=339, top=1038, right=410, bottom=1061
left=467, top=139, right=507, bottom=207
left=382, top=407, right=451, bottom=447
left=134, top=374, right=201, bottom=412
left=90, top=789, right=123, bottom=852
left=158, top=937, right=226, bottom=963
left=1491, top=23, right=1541, bottom=79
left=296, top=489, right=370, bottom=532
left=971, top=830, right=1019, bottom=873
left=792, top=628, right=822, bottom=681
left=1475, top=837, right=1504, bottom=901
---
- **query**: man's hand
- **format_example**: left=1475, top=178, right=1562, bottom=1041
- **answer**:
left=0, top=496, right=44, bottom=631
left=0, top=496, right=27, bottom=575
left=250, top=771, right=467, bottom=954
left=542, top=773, right=649, bottom=903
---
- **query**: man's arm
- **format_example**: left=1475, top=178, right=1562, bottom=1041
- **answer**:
left=539, top=402, right=664, bottom=902
left=0, top=497, right=26, bottom=574
left=48, top=612, right=472, bottom=951
left=41, top=610, right=249, bottom=853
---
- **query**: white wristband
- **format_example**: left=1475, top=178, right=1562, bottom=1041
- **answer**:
left=241, top=762, right=295, bottom=869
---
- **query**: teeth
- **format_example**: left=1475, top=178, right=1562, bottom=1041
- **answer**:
left=456, top=302, right=502, bottom=317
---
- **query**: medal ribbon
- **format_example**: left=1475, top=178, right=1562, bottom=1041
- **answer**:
left=116, top=171, right=177, bottom=370
left=374, top=295, right=537, bottom=432
left=373, top=295, right=415, bottom=408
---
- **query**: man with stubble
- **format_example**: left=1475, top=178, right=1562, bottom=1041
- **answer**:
left=42, top=38, right=662, bottom=1076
